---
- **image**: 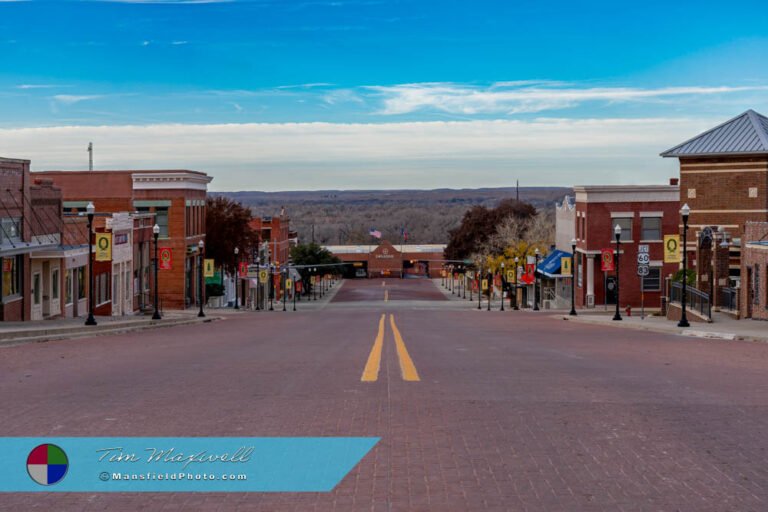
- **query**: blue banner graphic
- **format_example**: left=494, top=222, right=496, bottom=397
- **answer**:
left=0, top=437, right=379, bottom=492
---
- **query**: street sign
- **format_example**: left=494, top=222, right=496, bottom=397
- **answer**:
left=638, top=244, right=649, bottom=254
left=637, top=265, right=650, bottom=277
left=637, top=253, right=650, bottom=265
left=664, top=235, right=681, bottom=263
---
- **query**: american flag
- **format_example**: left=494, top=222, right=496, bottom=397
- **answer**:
left=401, top=227, right=408, bottom=242
left=369, top=227, right=382, bottom=239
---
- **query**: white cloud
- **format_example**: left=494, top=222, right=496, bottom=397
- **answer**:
left=0, top=117, right=711, bottom=191
left=368, top=82, right=768, bottom=115
left=51, top=94, right=103, bottom=105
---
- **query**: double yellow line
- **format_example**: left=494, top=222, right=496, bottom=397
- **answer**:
left=361, top=314, right=420, bottom=382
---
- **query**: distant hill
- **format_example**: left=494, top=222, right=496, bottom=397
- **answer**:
left=216, top=187, right=571, bottom=245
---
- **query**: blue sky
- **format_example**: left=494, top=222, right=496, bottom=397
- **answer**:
left=0, top=0, right=767, bottom=190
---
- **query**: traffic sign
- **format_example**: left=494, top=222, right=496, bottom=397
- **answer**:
left=637, top=253, right=650, bottom=265
left=637, top=265, right=650, bottom=277
left=638, top=244, right=649, bottom=254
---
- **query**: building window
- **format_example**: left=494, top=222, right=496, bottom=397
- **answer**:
left=77, top=267, right=86, bottom=300
left=2, top=256, right=21, bottom=297
left=577, top=256, right=583, bottom=288
left=754, top=264, right=761, bottom=306
left=641, top=267, right=661, bottom=291
left=641, top=217, right=662, bottom=241
left=614, top=217, right=632, bottom=240
left=155, top=207, right=169, bottom=238
left=65, top=269, right=73, bottom=305
left=96, top=272, right=111, bottom=305
left=52, top=268, right=59, bottom=300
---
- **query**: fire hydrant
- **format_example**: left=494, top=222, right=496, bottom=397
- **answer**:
left=625, top=305, right=632, bottom=317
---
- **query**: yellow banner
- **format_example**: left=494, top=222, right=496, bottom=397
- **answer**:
left=204, top=259, right=215, bottom=277
left=286, top=279, right=293, bottom=290
left=95, top=233, right=112, bottom=262
left=506, top=270, right=515, bottom=282
left=259, top=270, right=269, bottom=284
left=481, top=279, right=488, bottom=291
left=561, top=257, right=572, bottom=276
left=664, top=235, right=681, bottom=263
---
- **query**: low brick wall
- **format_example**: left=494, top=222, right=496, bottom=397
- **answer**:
left=666, top=302, right=710, bottom=323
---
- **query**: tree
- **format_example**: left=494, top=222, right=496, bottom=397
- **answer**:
left=205, top=197, right=258, bottom=274
left=290, top=243, right=343, bottom=295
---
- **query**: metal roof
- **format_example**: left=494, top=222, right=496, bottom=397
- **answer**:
left=661, top=110, right=768, bottom=158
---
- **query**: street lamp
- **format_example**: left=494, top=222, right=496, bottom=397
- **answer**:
left=234, top=247, right=240, bottom=310
left=533, top=248, right=540, bottom=311
left=152, top=223, right=161, bottom=320
left=85, top=201, right=97, bottom=326
left=477, top=265, right=482, bottom=310
left=513, top=257, right=519, bottom=310
left=312, top=267, right=317, bottom=301
left=282, top=268, right=287, bottom=312
left=570, top=238, right=577, bottom=316
left=500, top=262, right=505, bottom=311
left=678, top=203, right=691, bottom=327
left=612, top=224, right=622, bottom=321
left=487, top=267, right=491, bottom=311
left=198, top=240, right=206, bottom=317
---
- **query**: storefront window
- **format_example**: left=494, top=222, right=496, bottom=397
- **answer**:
left=2, top=256, right=21, bottom=297
left=52, top=269, right=59, bottom=300
left=33, top=273, right=41, bottom=305
left=65, top=269, right=73, bottom=305
left=78, top=267, right=86, bottom=300
left=641, top=267, right=661, bottom=291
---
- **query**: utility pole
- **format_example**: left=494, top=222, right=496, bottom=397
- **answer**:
left=87, top=142, right=93, bottom=171
left=516, top=179, right=519, bottom=201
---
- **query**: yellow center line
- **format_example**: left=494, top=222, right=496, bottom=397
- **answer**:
left=361, top=314, right=386, bottom=382
left=384, top=289, right=389, bottom=302
left=389, top=314, right=420, bottom=382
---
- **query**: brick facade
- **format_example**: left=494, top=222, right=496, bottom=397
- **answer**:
left=741, top=222, right=768, bottom=320
left=327, top=242, right=446, bottom=278
left=572, top=185, right=680, bottom=311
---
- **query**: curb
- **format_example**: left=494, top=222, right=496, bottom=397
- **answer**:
left=0, top=316, right=222, bottom=348
left=561, top=315, right=767, bottom=343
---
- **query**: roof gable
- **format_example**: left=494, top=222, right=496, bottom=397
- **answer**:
left=661, top=109, right=768, bottom=158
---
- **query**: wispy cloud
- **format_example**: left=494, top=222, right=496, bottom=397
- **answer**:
left=51, top=94, right=103, bottom=105
left=367, top=82, right=768, bottom=115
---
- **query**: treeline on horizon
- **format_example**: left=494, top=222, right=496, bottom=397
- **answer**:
left=215, top=187, right=570, bottom=246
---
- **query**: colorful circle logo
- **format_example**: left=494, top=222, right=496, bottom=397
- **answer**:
left=27, top=444, right=69, bottom=486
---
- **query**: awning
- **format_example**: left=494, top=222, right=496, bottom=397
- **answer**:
left=536, top=249, right=571, bottom=278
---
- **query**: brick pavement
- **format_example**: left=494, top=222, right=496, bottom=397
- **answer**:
left=1, top=280, right=768, bottom=511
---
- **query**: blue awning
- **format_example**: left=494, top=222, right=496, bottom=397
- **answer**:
left=536, top=249, right=571, bottom=278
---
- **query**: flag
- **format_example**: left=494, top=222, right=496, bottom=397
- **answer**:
left=369, top=227, right=382, bottom=239
left=401, top=227, right=408, bottom=242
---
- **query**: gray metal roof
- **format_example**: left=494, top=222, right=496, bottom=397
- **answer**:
left=661, top=109, right=768, bottom=158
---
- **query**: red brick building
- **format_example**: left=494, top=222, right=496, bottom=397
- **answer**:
left=0, top=157, right=92, bottom=321
left=662, top=109, right=768, bottom=309
left=33, top=170, right=212, bottom=310
left=250, top=214, right=293, bottom=267
left=325, top=241, right=446, bottom=278
left=572, top=184, right=680, bottom=311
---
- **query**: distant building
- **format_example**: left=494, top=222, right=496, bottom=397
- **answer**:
left=325, top=241, right=447, bottom=278
left=572, top=183, right=680, bottom=311
left=741, top=222, right=768, bottom=320
left=555, top=195, right=575, bottom=252
left=33, top=169, right=212, bottom=310
left=250, top=213, right=293, bottom=267
left=661, top=109, right=768, bottom=308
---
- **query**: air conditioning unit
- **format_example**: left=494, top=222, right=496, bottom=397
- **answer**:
left=587, top=295, right=595, bottom=308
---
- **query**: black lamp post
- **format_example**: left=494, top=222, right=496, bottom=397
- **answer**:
left=293, top=271, right=297, bottom=311
left=269, top=264, right=274, bottom=311
left=282, top=268, right=287, bottom=312
left=198, top=239, right=205, bottom=318
left=85, top=201, right=97, bottom=326
left=612, top=224, right=622, bottom=321
left=152, top=223, right=161, bottom=320
left=569, top=238, right=577, bottom=316
left=533, top=248, right=540, bottom=311
left=255, top=261, right=261, bottom=311
left=500, top=262, right=505, bottom=311
left=678, top=203, right=691, bottom=327
left=513, top=257, right=519, bottom=310
left=487, top=269, right=491, bottom=311
left=312, top=267, right=317, bottom=300
left=462, top=265, right=466, bottom=299
left=234, top=247, right=240, bottom=310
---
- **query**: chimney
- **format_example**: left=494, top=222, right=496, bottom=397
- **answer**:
left=670, top=178, right=679, bottom=186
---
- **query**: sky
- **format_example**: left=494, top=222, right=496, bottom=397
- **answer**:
left=0, top=0, right=767, bottom=191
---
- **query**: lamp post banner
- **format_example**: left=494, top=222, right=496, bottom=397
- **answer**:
left=159, top=248, right=172, bottom=270
left=0, top=437, right=378, bottom=492
left=600, top=249, right=614, bottom=271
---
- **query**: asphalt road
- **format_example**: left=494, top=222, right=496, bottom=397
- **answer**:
left=2, top=278, right=768, bottom=511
